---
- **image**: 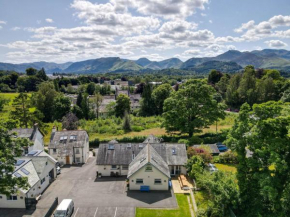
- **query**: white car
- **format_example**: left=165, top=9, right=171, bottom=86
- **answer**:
left=56, top=166, right=61, bottom=175
left=207, top=163, right=218, bottom=173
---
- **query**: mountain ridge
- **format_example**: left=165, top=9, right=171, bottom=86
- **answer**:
left=1, top=49, right=290, bottom=74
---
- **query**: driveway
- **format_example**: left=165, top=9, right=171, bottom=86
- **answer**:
left=31, top=149, right=177, bottom=217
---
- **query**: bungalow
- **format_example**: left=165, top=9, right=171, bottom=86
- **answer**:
left=10, top=124, right=44, bottom=155
left=0, top=155, right=56, bottom=209
left=48, top=129, right=89, bottom=165
left=96, top=135, right=188, bottom=190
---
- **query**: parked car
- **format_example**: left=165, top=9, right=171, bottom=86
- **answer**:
left=207, top=163, right=218, bottom=173
left=216, top=143, right=228, bottom=152
left=54, top=199, right=74, bottom=217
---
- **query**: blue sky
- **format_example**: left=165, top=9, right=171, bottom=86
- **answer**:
left=0, top=0, right=290, bottom=63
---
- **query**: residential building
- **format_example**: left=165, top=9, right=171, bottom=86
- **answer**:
left=96, top=135, right=188, bottom=190
left=10, top=124, right=44, bottom=155
left=0, top=154, right=56, bottom=209
left=48, top=130, right=89, bottom=165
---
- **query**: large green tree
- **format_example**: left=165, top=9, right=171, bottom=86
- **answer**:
left=32, top=82, right=57, bottom=122
left=53, top=95, right=71, bottom=121
left=152, top=83, right=172, bottom=115
left=115, top=94, right=130, bottom=118
left=163, top=79, right=225, bottom=137
left=0, top=123, right=31, bottom=195
left=226, top=101, right=290, bottom=217
left=140, top=83, right=155, bottom=116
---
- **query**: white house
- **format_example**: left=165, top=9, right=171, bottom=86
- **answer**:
left=96, top=135, right=188, bottom=190
left=0, top=154, right=56, bottom=209
left=10, top=124, right=44, bottom=155
left=48, top=129, right=89, bottom=165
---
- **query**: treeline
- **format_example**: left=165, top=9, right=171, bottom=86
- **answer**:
left=208, top=66, right=290, bottom=108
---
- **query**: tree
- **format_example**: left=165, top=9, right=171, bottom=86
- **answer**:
left=122, top=111, right=131, bottom=132
left=62, top=112, right=79, bottom=130
left=187, top=146, right=213, bottom=163
left=26, top=67, right=37, bottom=76
left=106, top=101, right=116, bottom=117
left=81, top=93, right=90, bottom=120
left=197, top=171, right=240, bottom=217
left=10, top=93, right=32, bottom=128
left=0, top=96, right=9, bottom=112
left=152, top=83, right=172, bottom=115
left=93, top=93, right=103, bottom=119
left=163, top=79, right=225, bottom=137
left=186, top=155, right=205, bottom=179
left=32, top=82, right=57, bottom=122
left=281, top=88, right=290, bottom=102
left=225, top=74, right=242, bottom=108
left=140, top=83, right=155, bottom=116
left=53, top=95, right=71, bottom=121
left=76, top=92, right=83, bottom=107
left=72, top=105, right=83, bottom=119
left=86, top=82, right=96, bottom=95
left=0, top=123, right=31, bottom=195
left=116, top=94, right=130, bottom=118
left=36, top=68, right=48, bottom=81
left=208, top=69, right=223, bottom=84
left=226, top=101, right=290, bottom=216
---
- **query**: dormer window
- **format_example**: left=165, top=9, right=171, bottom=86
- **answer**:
left=60, top=136, right=64, bottom=142
left=108, top=144, right=115, bottom=150
left=70, top=135, right=77, bottom=141
left=139, top=144, right=143, bottom=149
left=127, top=144, right=131, bottom=149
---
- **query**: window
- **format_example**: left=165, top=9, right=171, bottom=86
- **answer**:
left=145, top=165, right=152, bottom=172
left=63, top=136, right=68, bottom=143
left=76, top=157, right=80, bottom=163
left=70, top=135, right=77, bottom=141
left=60, top=136, right=64, bottom=142
left=122, top=165, right=128, bottom=170
left=24, top=148, right=29, bottom=155
left=21, top=168, right=30, bottom=175
left=139, top=144, right=143, bottom=149
left=75, top=148, right=80, bottom=154
left=108, top=144, right=115, bottom=150
left=111, top=165, right=117, bottom=170
left=7, top=195, right=17, bottom=200
left=41, top=178, right=46, bottom=185
left=53, top=149, right=56, bottom=154
left=14, top=172, right=22, bottom=178
left=154, top=179, right=162, bottom=184
left=127, top=144, right=131, bottom=149
left=136, top=179, right=143, bottom=184
left=15, top=160, right=25, bottom=166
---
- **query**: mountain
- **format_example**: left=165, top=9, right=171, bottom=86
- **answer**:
left=63, top=57, right=142, bottom=73
left=135, top=58, right=183, bottom=69
left=0, top=61, right=72, bottom=73
left=184, top=61, right=243, bottom=74
left=1, top=49, right=290, bottom=74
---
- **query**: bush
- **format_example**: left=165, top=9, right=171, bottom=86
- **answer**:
left=178, top=139, right=188, bottom=144
left=118, top=136, right=147, bottom=143
left=188, top=136, right=203, bottom=145
left=131, top=126, right=144, bottom=132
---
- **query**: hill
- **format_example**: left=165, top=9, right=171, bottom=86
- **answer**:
left=135, top=58, right=183, bottom=69
left=184, top=61, right=243, bottom=74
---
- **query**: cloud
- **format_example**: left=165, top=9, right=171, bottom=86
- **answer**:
left=0, top=26, right=2, bottom=30
left=159, top=20, right=197, bottom=33
left=182, top=49, right=200, bottom=55
left=265, top=40, right=288, bottom=48
left=209, top=20, right=212, bottom=24
left=11, top=27, right=21, bottom=31
left=234, top=20, right=255, bottom=33
left=45, top=18, right=54, bottom=23
left=201, top=13, right=207, bottom=17
left=0, top=20, right=6, bottom=25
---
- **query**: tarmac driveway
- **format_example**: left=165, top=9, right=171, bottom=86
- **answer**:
left=31, top=149, right=177, bottom=217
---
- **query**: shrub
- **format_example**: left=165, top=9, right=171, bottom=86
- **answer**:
left=131, top=126, right=144, bottom=132
left=89, top=138, right=100, bottom=147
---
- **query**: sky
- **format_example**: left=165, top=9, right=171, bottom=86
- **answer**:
left=0, top=0, right=290, bottom=63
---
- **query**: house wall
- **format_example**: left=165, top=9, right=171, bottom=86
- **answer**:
left=49, top=149, right=73, bottom=165
left=129, top=164, right=169, bottom=191
left=97, top=165, right=129, bottom=176
left=38, top=159, right=55, bottom=193
left=0, top=192, right=26, bottom=208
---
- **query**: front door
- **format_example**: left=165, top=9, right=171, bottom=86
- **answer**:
left=66, top=156, right=70, bottom=164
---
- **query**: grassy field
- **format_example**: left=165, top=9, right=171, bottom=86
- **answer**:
left=136, top=194, right=191, bottom=217
left=215, top=163, right=237, bottom=173
left=195, top=191, right=211, bottom=211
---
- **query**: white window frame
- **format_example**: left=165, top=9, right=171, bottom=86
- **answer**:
left=76, top=157, right=80, bottom=163
left=111, top=165, right=117, bottom=170
left=7, top=195, right=17, bottom=201
left=75, top=148, right=80, bottom=154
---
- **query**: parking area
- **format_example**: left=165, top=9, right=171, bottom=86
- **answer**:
left=29, top=150, right=177, bottom=217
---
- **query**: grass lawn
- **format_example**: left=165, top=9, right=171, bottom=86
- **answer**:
left=215, top=163, right=237, bottom=173
left=136, top=194, right=191, bottom=217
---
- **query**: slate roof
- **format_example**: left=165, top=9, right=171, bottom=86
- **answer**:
left=127, top=144, right=170, bottom=178
left=193, top=144, right=220, bottom=155
left=49, top=130, right=88, bottom=157
left=27, top=150, right=58, bottom=163
left=96, top=136, right=188, bottom=166
left=143, top=135, right=161, bottom=143
left=10, top=127, right=43, bottom=142
left=13, top=158, right=40, bottom=194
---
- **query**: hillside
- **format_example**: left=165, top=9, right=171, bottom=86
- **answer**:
left=135, top=58, right=183, bottom=69
left=185, top=61, right=243, bottom=74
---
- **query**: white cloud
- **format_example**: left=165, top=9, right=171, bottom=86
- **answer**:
left=11, top=27, right=21, bottom=31
left=37, top=20, right=42, bottom=24
left=0, top=26, right=2, bottom=30
left=265, top=40, right=288, bottom=48
left=201, top=13, right=207, bottom=17
left=234, top=20, right=255, bottom=33
left=159, top=20, right=197, bottom=33
left=45, top=18, right=54, bottom=23
left=0, top=20, right=6, bottom=25
left=209, top=20, right=212, bottom=24
left=183, top=49, right=200, bottom=55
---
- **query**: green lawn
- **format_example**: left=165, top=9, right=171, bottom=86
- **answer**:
left=136, top=194, right=191, bottom=217
left=215, top=164, right=237, bottom=173
left=194, top=191, right=211, bottom=210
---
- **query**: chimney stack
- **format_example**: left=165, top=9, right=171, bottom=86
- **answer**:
left=52, top=126, right=56, bottom=133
